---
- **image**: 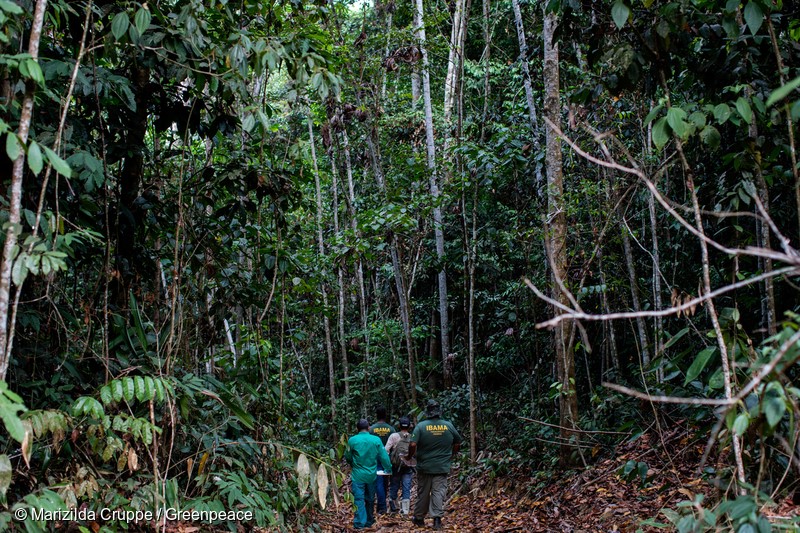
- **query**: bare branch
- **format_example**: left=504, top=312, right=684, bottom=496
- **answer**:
left=530, top=266, right=798, bottom=329
left=602, top=382, right=732, bottom=406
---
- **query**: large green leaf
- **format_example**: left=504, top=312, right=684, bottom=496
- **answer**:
left=652, top=117, right=669, bottom=149
left=5, top=133, right=20, bottom=161
left=43, top=146, right=71, bottom=178
left=743, top=1, right=763, bottom=35
left=736, top=97, right=753, bottom=124
left=666, top=107, right=688, bottom=137
left=714, top=103, right=732, bottom=123
left=134, top=7, right=152, bottom=35
left=27, top=140, right=43, bottom=175
left=732, top=413, right=749, bottom=436
left=765, top=395, right=786, bottom=428
left=684, top=346, right=717, bottom=385
left=611, top=1, right=630, bottom=29
left=111, top=12, right=129, bottom=40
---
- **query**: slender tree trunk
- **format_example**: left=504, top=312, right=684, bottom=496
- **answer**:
left=543, top=10, right=578, bottom=466
left=339, top=128, right=368, bottom=344
left=619, top=212, right=650, bottom=366
left=327, top=143, right=350, bottom=400
left=481, top=0, right=491, bottom=141
left=467, top=182, right=478, bottom=464
left=658, top=67, right=746, bottom=487
left=598, top=251, right=619, bottom=370
left=512, top=0, right=544, bottom=189
left=415, top=0, right=451, bottom=388
left=443, top=0, right=466, bottom=127
left=365, top=128, right=418, bottom=406
left=308, top=118, right=337, bottom=418
left=381, top=10, right=394, bottom=101
left=765, top=19, right=800, bottom=243
left=0, top=0, right=49, bottom=380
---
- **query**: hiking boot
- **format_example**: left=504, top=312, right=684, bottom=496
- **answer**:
left=433, top=517, right=442, bottom=530
left=411, top=517, right=425, bottom=527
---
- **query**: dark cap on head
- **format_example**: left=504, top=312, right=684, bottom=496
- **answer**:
left=426, top=399, right=441, bottom=417
left=357, top=418, right=370, bottom=431
left=399, top=416, right=411, bottom=428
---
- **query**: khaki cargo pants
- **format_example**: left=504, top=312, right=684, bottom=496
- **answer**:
left=414, top=472, right=448, bottom=519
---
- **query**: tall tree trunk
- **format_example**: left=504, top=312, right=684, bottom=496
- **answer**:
left=414, top=0, right=452, bottom=388
left=467, top=182, right=478, bottom=464
left=766, top=19, right=800, bottom=243
left=511, top=0, right=544, bottom=188
left=481, top=0, right=491, bottom=141
left=327, top=142, right=350, bottom=401
left=381, top=9, right=394, bottom=101
left=339, top=128, right=368, bottom=346
left=444, top=0, right=470, bottom=138
left=0, top=0, right=49, bottom=380
left=543, top=9, right=578, bottom=466
left=308, top=118, right=337, bottom=418
left=618, top=211, right=650, bottom=366
left=365, top=128, right=418, bottom=406
left=658, top=67, right=747, bottom=487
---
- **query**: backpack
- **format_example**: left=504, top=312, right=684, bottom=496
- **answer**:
left=390, top=433, right=410, bottom=470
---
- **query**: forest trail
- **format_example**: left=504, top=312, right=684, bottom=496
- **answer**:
left=314, top=425, right=800, bottom=532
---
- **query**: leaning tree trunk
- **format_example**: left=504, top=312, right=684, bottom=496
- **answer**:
left=0, top=0, right=49, bottom=380
left=543, top=9, right=579, bottom=467
left=414, top=0, right=451, bottom=388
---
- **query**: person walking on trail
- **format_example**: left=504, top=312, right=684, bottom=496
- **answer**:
left=406, top=399, right=462, bottom=531
left=369, top=406, right=395, bottom=515
left=385, top=416, right=416, bottom=515
left=345, top=418, right=393, bottom=530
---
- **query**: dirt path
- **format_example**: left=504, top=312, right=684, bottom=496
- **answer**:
left=315, top=425, right=787, bottom=532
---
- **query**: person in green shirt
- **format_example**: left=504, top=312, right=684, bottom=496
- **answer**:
left=346, top=418, right=393, bottom=529
left=369, top=406, right=395, bottom=514
left=407, top=399, right=462, bottom=531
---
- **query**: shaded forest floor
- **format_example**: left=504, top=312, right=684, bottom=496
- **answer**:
left=312, top=423, right=800, bottom=532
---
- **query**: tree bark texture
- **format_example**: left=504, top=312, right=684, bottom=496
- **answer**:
left=308, top=118, right=337, bottom=418
left=415, top=0, right=452, bottom=388
left=543, top=10, right=579, bottom=466
left=0, top=0, right=49, bottom=380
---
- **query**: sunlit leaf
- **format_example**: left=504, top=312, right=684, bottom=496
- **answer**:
left=296, top=454, right=310, bottom=496
left=317, top=463, right=329, bottom=509
left=766, top=76, right=800, bottom=107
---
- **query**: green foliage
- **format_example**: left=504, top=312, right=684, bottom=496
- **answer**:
left=0, top=381, right=26, bottom=442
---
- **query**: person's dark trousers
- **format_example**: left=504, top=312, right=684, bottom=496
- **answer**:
left=374, top=470, right=389, bottom=513
left=414, top=472, right=448, bottom=520
left=351, top=478, right=376, bottom=529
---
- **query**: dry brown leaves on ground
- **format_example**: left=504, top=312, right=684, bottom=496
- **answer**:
left=311, top=422, right=800, bottom=532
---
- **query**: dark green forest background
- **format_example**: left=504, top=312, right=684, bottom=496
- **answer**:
left=0, top=0, right=799, bottom=530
